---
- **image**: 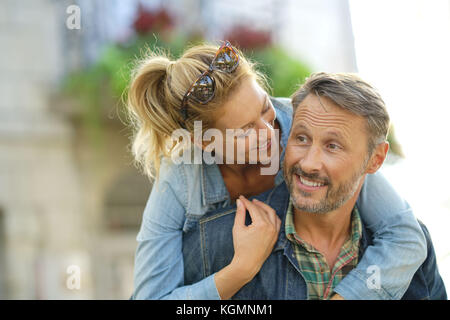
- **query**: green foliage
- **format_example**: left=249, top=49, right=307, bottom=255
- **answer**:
left=386, top=124, right=404, bottom=158
left=248, top=47, right=311, bottom=98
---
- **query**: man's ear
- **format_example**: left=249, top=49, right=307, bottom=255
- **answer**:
left=366, top=141, right=389, bottom=174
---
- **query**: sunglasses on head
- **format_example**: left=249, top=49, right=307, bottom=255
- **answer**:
left=180, top=41, right=240, bottom=120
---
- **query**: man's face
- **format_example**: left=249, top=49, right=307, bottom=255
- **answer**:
left=283, top=93, right=371, bottom=214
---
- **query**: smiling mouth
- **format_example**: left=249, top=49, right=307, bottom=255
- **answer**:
left=295, top=173, right=328, bottom=188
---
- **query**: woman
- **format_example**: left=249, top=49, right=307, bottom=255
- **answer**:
left=127, top=41, right=426, bottom=299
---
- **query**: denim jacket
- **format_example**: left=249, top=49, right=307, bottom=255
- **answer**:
left=182, top=180, right=446, bottom=299
left=132, top=98, right=428, bottom=300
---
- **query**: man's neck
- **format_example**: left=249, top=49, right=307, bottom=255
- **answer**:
left=292, top=181, right=364, bottom=269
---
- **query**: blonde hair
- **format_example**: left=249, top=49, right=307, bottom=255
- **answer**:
left=125, top=43, right=268, bottom=180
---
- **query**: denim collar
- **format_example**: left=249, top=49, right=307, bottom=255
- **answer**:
left=201, top=162, right=230, bottom=205
left=200, top=97, right=293, bottom=206
left=273, top=191, right=290, bottom=252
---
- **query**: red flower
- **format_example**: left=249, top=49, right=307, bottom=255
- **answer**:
left=225, top=25, right=272, bottom=50
left=133, top=4, right=174, bottom=35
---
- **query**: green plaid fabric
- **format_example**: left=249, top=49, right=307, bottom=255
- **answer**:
left=285, top=198, right=362, bottom=300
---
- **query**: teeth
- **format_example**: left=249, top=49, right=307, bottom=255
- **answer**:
left=299, top=175, right=325, bottom=187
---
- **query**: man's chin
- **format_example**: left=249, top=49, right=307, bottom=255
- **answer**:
left=292, top=195, right=324, bottom=213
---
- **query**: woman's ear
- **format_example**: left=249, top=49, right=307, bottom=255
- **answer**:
left=366, top=142, right=389, bottom=174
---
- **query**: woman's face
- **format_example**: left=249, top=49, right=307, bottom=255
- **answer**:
left=211, top=77, right=278, bottom=166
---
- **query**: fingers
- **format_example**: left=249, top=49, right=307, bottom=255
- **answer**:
left=239, top=196, right=264, bottom=223
left=252, top=199, right=278, bottom=226
left=233, top=198, right=246, bottom=228
left=254, top=199, right=281, bottom=247
left=235, top=196, right=281, bottom=233
left=251, top=198, right=274, bottom=214
left=275, top=208, right=281, bottom=232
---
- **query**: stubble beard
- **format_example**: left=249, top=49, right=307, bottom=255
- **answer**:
left=284, top=157, right=369, bottom=214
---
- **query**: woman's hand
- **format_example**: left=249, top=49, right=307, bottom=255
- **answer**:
left=215, top=195, right=281, bottom=299
left=231, top=195, right=281, bottom=277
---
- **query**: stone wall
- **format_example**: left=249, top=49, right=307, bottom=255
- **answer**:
left=0, top=0, right=93, bottom=299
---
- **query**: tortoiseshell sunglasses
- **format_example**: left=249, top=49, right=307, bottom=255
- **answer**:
left=180, top=41, right=240, bottom=120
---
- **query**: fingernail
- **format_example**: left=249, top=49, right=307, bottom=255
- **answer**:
left=236, top=199, right=241, bottom=207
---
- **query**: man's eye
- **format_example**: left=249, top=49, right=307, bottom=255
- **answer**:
left=328, top=143, right=341, bottom=150
left=296, top=135, right=308, bottom=143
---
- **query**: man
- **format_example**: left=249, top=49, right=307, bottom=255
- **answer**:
left=281, top=72, right=446, bottom=299
left=152, top=71, right=446, bottom=300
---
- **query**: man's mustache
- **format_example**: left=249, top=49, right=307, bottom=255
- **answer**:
left=289, top=165, right=330, bottom=185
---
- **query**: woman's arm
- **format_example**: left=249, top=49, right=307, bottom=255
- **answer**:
left=132, top=178, right=280, bottom=299
left=132, top=178, right=221, bottom=299
left=333, top=171, right=427, bottom=300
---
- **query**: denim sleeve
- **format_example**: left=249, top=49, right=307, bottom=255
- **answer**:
left=333, top=171, right=427, bottom=300
left=131, top=178, right=221, bottom=300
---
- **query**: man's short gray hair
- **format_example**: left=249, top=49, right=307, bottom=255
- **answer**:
left=291, top=72, right=390, bottom=153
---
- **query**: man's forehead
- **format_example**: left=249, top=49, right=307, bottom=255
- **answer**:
left=294, top=99, right=355, bottom=124
left=296, top=94, right=347, bottom=115
left=292, top=94, right=366, bottom=138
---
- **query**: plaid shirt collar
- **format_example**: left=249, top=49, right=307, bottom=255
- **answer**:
left=285, top=197, right=363, bottom=299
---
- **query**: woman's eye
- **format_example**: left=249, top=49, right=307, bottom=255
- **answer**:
left=239, top=125, right=254, bottom=137
left=245, top=124, right=254, bottom=132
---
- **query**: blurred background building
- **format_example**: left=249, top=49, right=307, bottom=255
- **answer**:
left=0, top=0, right=448, bottom=299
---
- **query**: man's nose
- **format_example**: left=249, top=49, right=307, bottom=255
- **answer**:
left=300, top=145, right=323, bottom=173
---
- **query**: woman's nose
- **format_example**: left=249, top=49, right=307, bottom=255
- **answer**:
left=254, top=106, right=276, bottom=140
left=257, top=109, right=275, bottom=130
left=259, top=118, right=274, bottom=130
left=254, top=118, right=274, bottom=143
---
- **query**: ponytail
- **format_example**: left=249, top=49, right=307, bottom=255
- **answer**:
left=127, top=53, right=181, bottom=180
